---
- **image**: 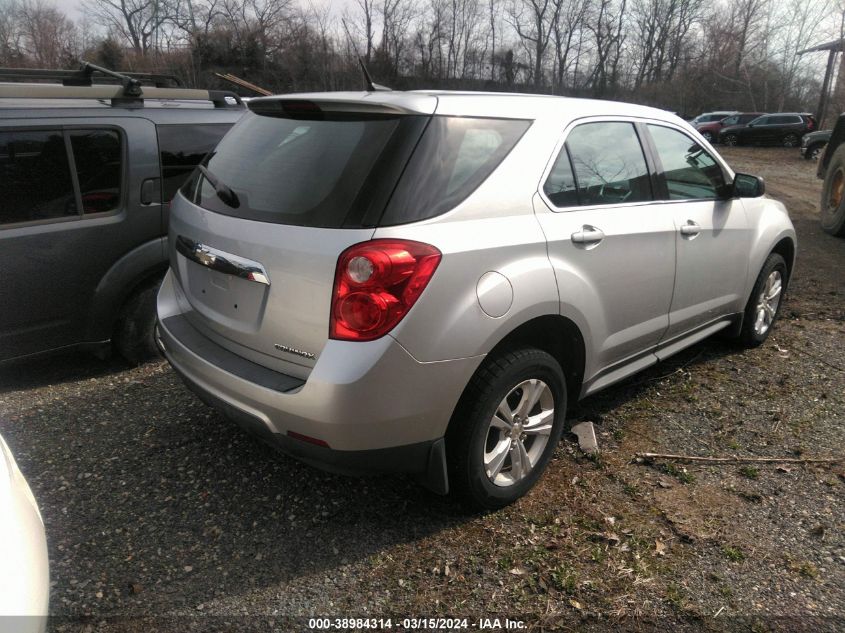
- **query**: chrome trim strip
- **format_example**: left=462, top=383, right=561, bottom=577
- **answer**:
left=176, top=235, right=271, bottom=286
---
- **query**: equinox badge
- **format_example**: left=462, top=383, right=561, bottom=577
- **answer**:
left=274, top=344, right=315, bottom=360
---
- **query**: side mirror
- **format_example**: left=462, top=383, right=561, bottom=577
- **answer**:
left=733, top=173, right=765, bottom=198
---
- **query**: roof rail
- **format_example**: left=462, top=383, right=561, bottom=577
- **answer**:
left=0, top=83, right=244, bottom=108
left=0, top=62, right=184, bottom=89
left=0, top=61, right=244, bottom=109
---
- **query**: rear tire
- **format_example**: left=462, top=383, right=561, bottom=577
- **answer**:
left=738, top=253, right=787, bottom=348
left=446, top=348, right=567, bottom=510
left=820, top=144, right=845, bottom=236
left=783, top=134, right=799, bottom=148
left=701, top=131, right=714, bottom=143
left=114, top=279, right=163, bottom=365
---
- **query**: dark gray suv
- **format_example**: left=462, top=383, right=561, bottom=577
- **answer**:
left=0, top=65, right=244, bottom=364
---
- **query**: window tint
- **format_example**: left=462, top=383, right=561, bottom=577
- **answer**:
left=0, top=129, right=75, bottom=225
left=648, top=125, right=726, bottom=200
left=565, top=122, right=652, bottom=206
left=158, top=124, right=231, bottom=202
left=381, top=116, right=530, bottom=225
left=69, top=129, right=122, bottom=214
left=543, top=146, right=578, bottom=207
left=739, top=114, right=760, bottom=124
left=184, top=110, right=417, bottom=228
left=721, top=116, right=739, bottom=126
left=770, top=115, right=800, bottom=125
left=753, top=116, right=771, bottom=125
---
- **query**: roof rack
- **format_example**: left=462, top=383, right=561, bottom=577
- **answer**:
left=0, top=61, right=244, bottom=108
left=0, top=62, right=183, bottom=89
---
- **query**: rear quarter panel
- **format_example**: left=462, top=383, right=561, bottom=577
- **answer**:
left=374, top=115, right=563, bottom=363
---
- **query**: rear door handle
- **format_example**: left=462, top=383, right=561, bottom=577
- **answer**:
left=571, top=225, right=605, bottom=245
left=680, top=221, right=701, bottom=237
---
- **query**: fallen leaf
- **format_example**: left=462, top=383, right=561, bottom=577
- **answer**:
left=569, top=599, right=582, bottom=610
left=655, top=539, right=667, bottom=556
left=509, top=567, right=527, bottom=576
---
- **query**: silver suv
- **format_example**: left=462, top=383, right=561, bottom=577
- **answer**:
left=156, top=91, right=796, bottom=508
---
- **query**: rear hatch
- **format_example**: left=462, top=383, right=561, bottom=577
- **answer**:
left=168, top=96, right=435, bottom=377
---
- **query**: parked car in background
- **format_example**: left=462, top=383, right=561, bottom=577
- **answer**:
left=689, top=111, right=738, bottom=127
left=0, top=63, right=244, bottom=365
left=0, top=433, right=48, bottom=633
left=800, top=129, right=831, bottom=160
left=696, top=112, right=765, bottom=143
left=157, top=91, right=796, bottom=508
left=720, top=113, right=816, bottom=147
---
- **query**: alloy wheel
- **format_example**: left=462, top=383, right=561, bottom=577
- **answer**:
left=753, top=270, right=783, bottom=336
left=484, top=379, right=554, bottom=487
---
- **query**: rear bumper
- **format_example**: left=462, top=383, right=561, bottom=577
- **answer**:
left=156, top=270, right=483, bottom=482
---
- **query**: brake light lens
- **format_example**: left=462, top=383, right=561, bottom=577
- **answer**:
left=330, top=239, right=441, bottom=341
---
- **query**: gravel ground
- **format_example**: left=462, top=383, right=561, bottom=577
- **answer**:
left=0, top=146, right=843, bottom=632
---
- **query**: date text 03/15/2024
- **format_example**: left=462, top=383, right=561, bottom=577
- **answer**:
left=307, top=617, right=526, bottom=630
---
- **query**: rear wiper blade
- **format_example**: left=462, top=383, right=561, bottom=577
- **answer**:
left=198, top=165, right=240, bottom=208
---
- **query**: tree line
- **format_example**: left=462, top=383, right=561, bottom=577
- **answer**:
left=0, top=0, right=840, bottom=117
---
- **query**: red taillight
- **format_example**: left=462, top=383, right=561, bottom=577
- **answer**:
left=330, top=239, right=441, bottom=341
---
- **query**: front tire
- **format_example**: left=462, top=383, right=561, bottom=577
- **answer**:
left=738, top=253, right=787, bottom=347
left=447, top=348, right=567, bottom=510
left=701, top=131, right=714, bottom=143
left=820, top=144, right=845, bottom=236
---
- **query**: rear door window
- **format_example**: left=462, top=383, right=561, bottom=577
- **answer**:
left=0, top=129, right=75, bottom=225
left=158, top=124, right=232, bottom=202
left=647, top=125, right=727, bottom=200
left=0, top=127, right=124, bottom=225
left=68, top=129, right=122, bottom=214
left=564, top=121, right=653, bottom=206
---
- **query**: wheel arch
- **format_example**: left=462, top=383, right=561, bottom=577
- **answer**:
left=771, top=236, right=796, bottom=283
left=85, top=237, right=168, bottom=342
left=462, top=314, right=586, bottom=413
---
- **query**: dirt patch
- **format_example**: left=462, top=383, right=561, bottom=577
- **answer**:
left=653, top=484, right=737, bottom=543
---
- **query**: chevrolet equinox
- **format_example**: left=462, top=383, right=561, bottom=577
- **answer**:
left=156, top=91, right=796, bottom=508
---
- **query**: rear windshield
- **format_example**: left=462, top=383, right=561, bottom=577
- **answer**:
left=180, top=106, right=530, bottom=228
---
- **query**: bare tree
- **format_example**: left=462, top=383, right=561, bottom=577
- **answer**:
left=508, top=0, right=560, bottom=87
left=551, top=0, right=590, bottom=91
left=82, top=0, right=175, bottom=55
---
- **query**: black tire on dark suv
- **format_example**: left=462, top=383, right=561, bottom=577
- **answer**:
left=0, top=64, right=245, bottom=365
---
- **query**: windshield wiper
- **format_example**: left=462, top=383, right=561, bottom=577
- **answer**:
left=198, top=165, right=240, bottom=208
